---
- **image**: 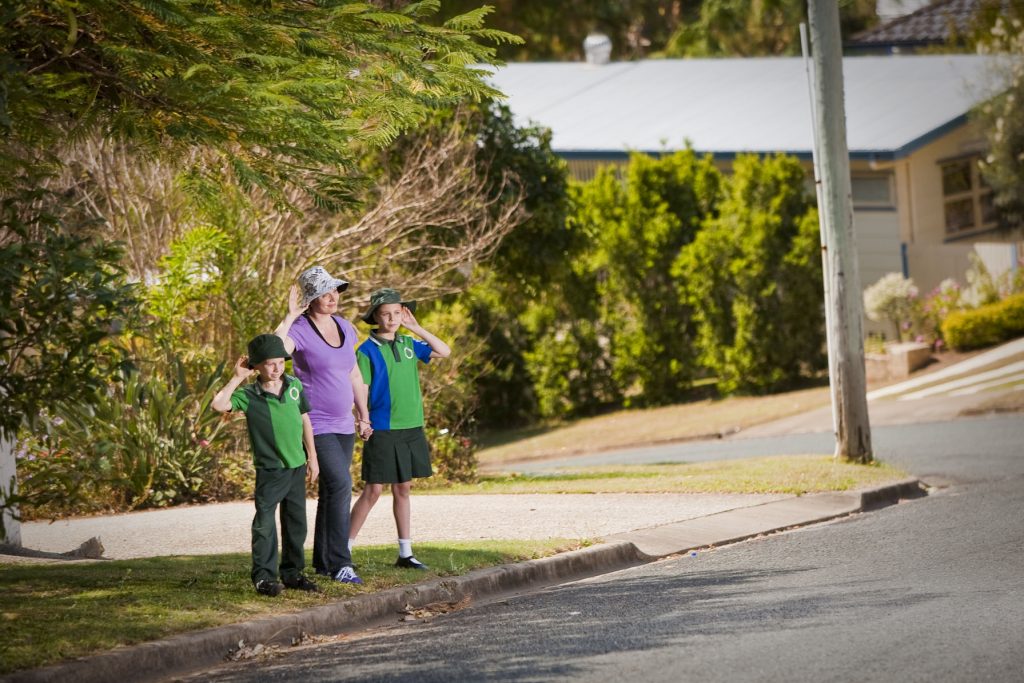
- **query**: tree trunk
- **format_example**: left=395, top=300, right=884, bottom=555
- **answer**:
left=0, top=427, right=21, bottom=546
left=807, top=0, right=873, bottom=463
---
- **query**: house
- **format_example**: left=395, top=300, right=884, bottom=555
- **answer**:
left=847, top=0, right=1000, bottom=54
left=486, top=55, right=1022, bottom=312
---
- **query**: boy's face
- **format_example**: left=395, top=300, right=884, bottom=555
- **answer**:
left=254, top=358, right=285, bottom=383
left=374, top=303, right=403, bottom=333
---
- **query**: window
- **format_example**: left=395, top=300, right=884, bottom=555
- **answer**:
left=940, top=156, right=998, bottom=237
left=851, top=174, right=894, bottom=208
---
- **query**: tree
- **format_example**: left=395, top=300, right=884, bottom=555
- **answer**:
left=674, top=154, right=824, bottom=394
left=0, top=0, right=519, bottom=543
left=0, top=192, right=139, bottom=542
left=1, top=0, right=519, bottom=201
left=588, top=150, right=722, bottom=406
left=434, top=0, right=697, bottom=61
left=971, top=4, right=1024, bottom=232
left=662, top=0, right=877, bottom=57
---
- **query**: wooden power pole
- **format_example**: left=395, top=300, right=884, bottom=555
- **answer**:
left=806, top=0, right=873, bottom=463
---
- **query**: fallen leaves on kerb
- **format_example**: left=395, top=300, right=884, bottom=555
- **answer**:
left=399, top=596, right=472, bottom=622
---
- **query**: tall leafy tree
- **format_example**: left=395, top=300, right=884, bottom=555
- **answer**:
left=0, top=0, right=519, bottom=543
left=673, top=154, right=824, bottom=393
left=970, top=3, right=1024, bottom=232
left=434, top=0, right=698, bottom=61
left=568, top=150, right=721, bottom=408
left=662, top=0, right=876, bottom=57
left=2, top=0, right=520, bottom=201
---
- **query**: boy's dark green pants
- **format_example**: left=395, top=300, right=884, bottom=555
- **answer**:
left=251, top=466, right=307, bottom=585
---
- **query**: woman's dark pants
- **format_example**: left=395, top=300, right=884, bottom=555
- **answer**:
left=251, top=465, right=307, bottom=585
left=312, top=432, right=355, bottom=575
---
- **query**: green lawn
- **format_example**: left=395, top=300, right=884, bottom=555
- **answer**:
left=0, top=540, right=579, bottom=675
left=440, top=455, right=909, bottom=495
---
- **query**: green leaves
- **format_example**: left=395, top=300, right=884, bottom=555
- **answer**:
left=0, top=187, right=140, bottom=435
left=2, top=0, right=518, bottom=203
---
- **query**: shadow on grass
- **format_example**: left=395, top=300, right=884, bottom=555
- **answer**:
left=0, top=541, right=571, bottom=676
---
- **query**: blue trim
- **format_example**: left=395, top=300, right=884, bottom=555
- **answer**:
left=900, top=242, right=909, bottom=278
left=359, top=342, right=392, bottom=431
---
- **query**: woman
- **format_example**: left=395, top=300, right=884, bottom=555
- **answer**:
left=275, top=266, right=371, bottom=585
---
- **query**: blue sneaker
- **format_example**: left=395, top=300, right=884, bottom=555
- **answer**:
left=334, top=566, right=363, bottom=584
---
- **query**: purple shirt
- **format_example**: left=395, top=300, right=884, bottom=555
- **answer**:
left=287, top=314, right=358, bottom=435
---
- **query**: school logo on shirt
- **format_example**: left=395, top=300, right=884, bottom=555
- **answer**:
left=289, top=386, right=301, bottom=401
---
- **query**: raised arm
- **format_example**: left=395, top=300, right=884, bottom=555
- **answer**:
left=273, top=284, right=304, bottom=355
left=211, top=356, right=252, bottom=412
left=400, top=307, right=451, bottom=359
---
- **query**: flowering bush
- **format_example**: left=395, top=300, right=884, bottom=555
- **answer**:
left=863, top=273, right=920, bottom=341
left=918, top=278, right=965, bottom=347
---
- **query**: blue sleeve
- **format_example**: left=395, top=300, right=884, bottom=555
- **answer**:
left=413, top=338, right=432, bottom=364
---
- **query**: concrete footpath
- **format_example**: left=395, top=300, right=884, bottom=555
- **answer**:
left=4, top=478, right=927, bottom=683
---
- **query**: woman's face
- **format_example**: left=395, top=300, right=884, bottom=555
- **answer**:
left=374, top=303, right=403, bottom=333
left=309, top=290, right=339, bottom=315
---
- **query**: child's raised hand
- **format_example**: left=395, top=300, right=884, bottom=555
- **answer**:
left=400, top=305, right=419, bottom=330
left=233, top=356, right=253, bottom=380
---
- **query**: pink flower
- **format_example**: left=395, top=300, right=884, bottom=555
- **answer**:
left=199, top=439, right=210, bottom=448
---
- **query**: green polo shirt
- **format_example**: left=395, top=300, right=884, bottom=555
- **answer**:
left=230, top=375, right=310, bottom=469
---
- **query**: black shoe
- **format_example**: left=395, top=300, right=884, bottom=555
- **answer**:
left=395, top=555, right=429, bottom=571
left=283, top=575, right=321, bottom=593
left=255, top=579, right=284, bottom=597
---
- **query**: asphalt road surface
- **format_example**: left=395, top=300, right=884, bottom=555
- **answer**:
left=180, top=415, right=1024, bottom=683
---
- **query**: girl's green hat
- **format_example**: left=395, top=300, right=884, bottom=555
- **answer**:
left=360, top=288, right=416, bottom=325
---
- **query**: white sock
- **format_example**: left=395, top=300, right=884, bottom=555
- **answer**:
left=398, top=538, right=412, bottom=558
left=347, top=538, right=354, bottom=553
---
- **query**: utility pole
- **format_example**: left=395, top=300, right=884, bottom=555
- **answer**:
left=806, top=0, right=873, bottom=463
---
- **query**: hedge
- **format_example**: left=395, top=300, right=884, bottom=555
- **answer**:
left=940, top=292, right=1024, bottom=351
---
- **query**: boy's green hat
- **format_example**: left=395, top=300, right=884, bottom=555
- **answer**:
left=360, top=288, right=416, bottom=325
left=247, top=334, right=291, bottom=368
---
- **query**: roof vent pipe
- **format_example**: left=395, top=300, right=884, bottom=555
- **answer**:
left=583, top=32, right=612, bottom=65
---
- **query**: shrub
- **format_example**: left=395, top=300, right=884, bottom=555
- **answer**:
left=863, top=273, right=920, bottom=341
left=20, top=362, right=230, bottom=515
left=674, top=154, right=825, bottom=394
left=940, top=292, right=1024, bottom=350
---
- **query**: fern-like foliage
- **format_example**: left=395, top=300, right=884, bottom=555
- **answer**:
left=0, top=0, right=521, bottom=204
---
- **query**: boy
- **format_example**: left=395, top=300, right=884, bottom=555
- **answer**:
left=348, top=288, right=450, bottom=570
left=212, top=334, right=321, bottom=596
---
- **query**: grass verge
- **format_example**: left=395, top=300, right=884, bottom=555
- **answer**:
left=475, top=387, right=831, bottom=466
left=0, top=540, right=579, bottom=675
left=440, top=455, right=909, bottom=495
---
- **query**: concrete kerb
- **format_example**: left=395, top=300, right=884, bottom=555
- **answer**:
left=3, top=479, right=926, bottom=683
left=3, top=542, right=649, bottom=683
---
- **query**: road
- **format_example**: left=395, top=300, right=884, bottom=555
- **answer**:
left=179, top=414, right=1024, bottom=683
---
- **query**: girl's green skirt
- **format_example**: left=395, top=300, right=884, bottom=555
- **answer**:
left=361, top=427, right=432, bottom=484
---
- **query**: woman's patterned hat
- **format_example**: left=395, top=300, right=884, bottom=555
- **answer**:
left=298, top=266, right=349, bottom=309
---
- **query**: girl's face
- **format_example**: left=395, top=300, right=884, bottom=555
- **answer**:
left=309, top=290, right=339, bottom=315
left=374, top=303, right=403, bottom=333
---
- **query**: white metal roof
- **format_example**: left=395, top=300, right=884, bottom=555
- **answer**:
left=485, top=55, right=998, bottom=159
